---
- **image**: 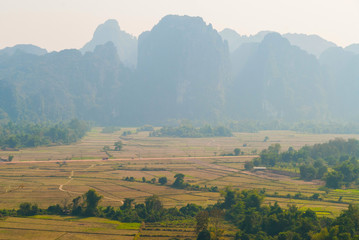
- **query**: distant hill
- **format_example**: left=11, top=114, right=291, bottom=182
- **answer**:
left=220, top=29, right=337, bottom=57
left=219, top=29, right=272, bottom=52
left=283, top=33, right=337, bottom=57
left=228, top=33, right=326, bottom=121
left=0, top=44, right=47, bottom=56
left=345, top=44, right=359, bottom=54
left=81, top=19, right=137, bottom=68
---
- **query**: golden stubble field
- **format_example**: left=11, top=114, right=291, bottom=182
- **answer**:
left=1, top=128, right=359, bottom=216
left=2, top=127, right=359, bottom=161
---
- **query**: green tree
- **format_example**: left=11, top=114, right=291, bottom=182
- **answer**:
left=158, top=176, right=167, bottom=185
left=209, top=209, right=224, bottom=240
left=197, top=229, right=211, bottom=240
left=300, top=165, right=317, bottom=180
left=196, top=211, right=209, bottom=234
left=325, top=171, right=344, bottom=189
left=83, top=189, right=102, bottom=216
left=17, top=202, right=38, bottom=216
left=234, top=148, right=241, bottom=156
left=114, top=141, right=123, bottom=151
left=222, top=187, right=236, bottom=209
left=172, top=173, right=185, bottom=189
left=145, top=195, right=164, bottom=222
left=121, top=198, right=135, bottom=210
left=244, top=161, right=254, bottom=170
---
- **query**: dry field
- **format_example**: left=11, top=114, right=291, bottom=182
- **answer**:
left=1, top=128, right=359, bottom=239
left=2, top=127, right=359, bottom=161
left=0, top=215, right=140, bottom=240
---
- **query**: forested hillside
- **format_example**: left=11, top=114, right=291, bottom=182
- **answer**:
left=1, top=15, right=359, bottom=125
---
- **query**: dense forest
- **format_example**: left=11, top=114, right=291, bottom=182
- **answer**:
left=0, top=119, right=89, bottom=149
left=2, top=188, right=359, bottom=240
left=249, top=139, right=359, bottom=189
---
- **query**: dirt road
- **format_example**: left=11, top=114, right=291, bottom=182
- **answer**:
left=2, top=155, right=257, bottom=165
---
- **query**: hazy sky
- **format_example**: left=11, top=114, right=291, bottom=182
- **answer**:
left=1, top=0, right=358, bottom=51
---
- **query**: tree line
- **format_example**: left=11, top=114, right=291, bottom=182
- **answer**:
left=0, top=119, right=89, bottom=149
left=246, top=138, right=359, bottom=189
left=228, top=120, right=359, bottom=134
left=2, top=188, right=359, bottom=240
left=149, top=125, right=232, bottom=138
left=123, top=173, right=219, bottom=192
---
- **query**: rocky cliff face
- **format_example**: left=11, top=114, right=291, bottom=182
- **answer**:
left=81, top=19, right=137, bottom=68
left=136, top=15, right=230, bottom=123
left=228, top=33, right=326, bottom=121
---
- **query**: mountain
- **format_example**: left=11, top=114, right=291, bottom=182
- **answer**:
left=137, top=15, right=230, bottom=123
left=219, top=29, right=272, bottom=52
left=320, top=47, right=359, bottom=120
left=0, top=42, right=133, bottom=124
left=283, top=33, right=337, bottom=57
left=345, top=44, right=359, bottom=54
left=81, top=19, right=137, bottom=68
left=0, top=44, right=47, bottom=56
left=228, top=33, right=326, bottom=121
left=220, top=29, right=336, bottom=57
left=2, top=14, right=359, bottom=125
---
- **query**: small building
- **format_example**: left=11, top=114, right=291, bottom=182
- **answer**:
left=253, top=167, right=267, bottom=171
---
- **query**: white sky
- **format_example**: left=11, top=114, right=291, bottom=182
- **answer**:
left=1, top=0, right=358, bottom=51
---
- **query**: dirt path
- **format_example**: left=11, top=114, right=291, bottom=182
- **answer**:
left=58, top=170, right=78, bottom=194
left=58, top=168, right=124, bottom=204
left=192, top=159, right=239, bottom=173
left=243, top=170, right=324, bottom=185
left=5, top=155, right=258, bottom=165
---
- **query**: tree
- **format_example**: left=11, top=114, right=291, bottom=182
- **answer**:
left=209, top=209, right=224, bottom=240
left=71, top=196, right=82, bottom=215
left=180, top=203, right=202, bottom=217
left=196, top=211, right=209, bottom=234
left=17, top=202, right=38, bottom=216
left=114, top=141, right=123, bottom=151
left=222, top=187, right=236, bottom=209
left=325, top=171, right=344, bottom=189
left=145, top=195, right=164, bottom=222
left=7, top=155, right=13, bottom=162
left=158, top=176, right=167, bottom=185
left=172, top=173, right=185, bottom=189
left=300, top=165, right=317, bottom=180
left=83, top=189, right=102, bottom=216
left=244, top=161, right=254, bottom=170
left=197, top=229, right=211, bottom=240
left=121, top=198, right=134, bottom=210
left=234, top=148, right=241, bottom=156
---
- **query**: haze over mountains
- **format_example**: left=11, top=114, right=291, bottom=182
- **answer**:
left=81, top=19, right=137, bottom=68
left=0, top=15, right=359, bottom=125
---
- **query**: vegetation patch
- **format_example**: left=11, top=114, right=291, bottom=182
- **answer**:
left=149, top=125, right=232, bottom=138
